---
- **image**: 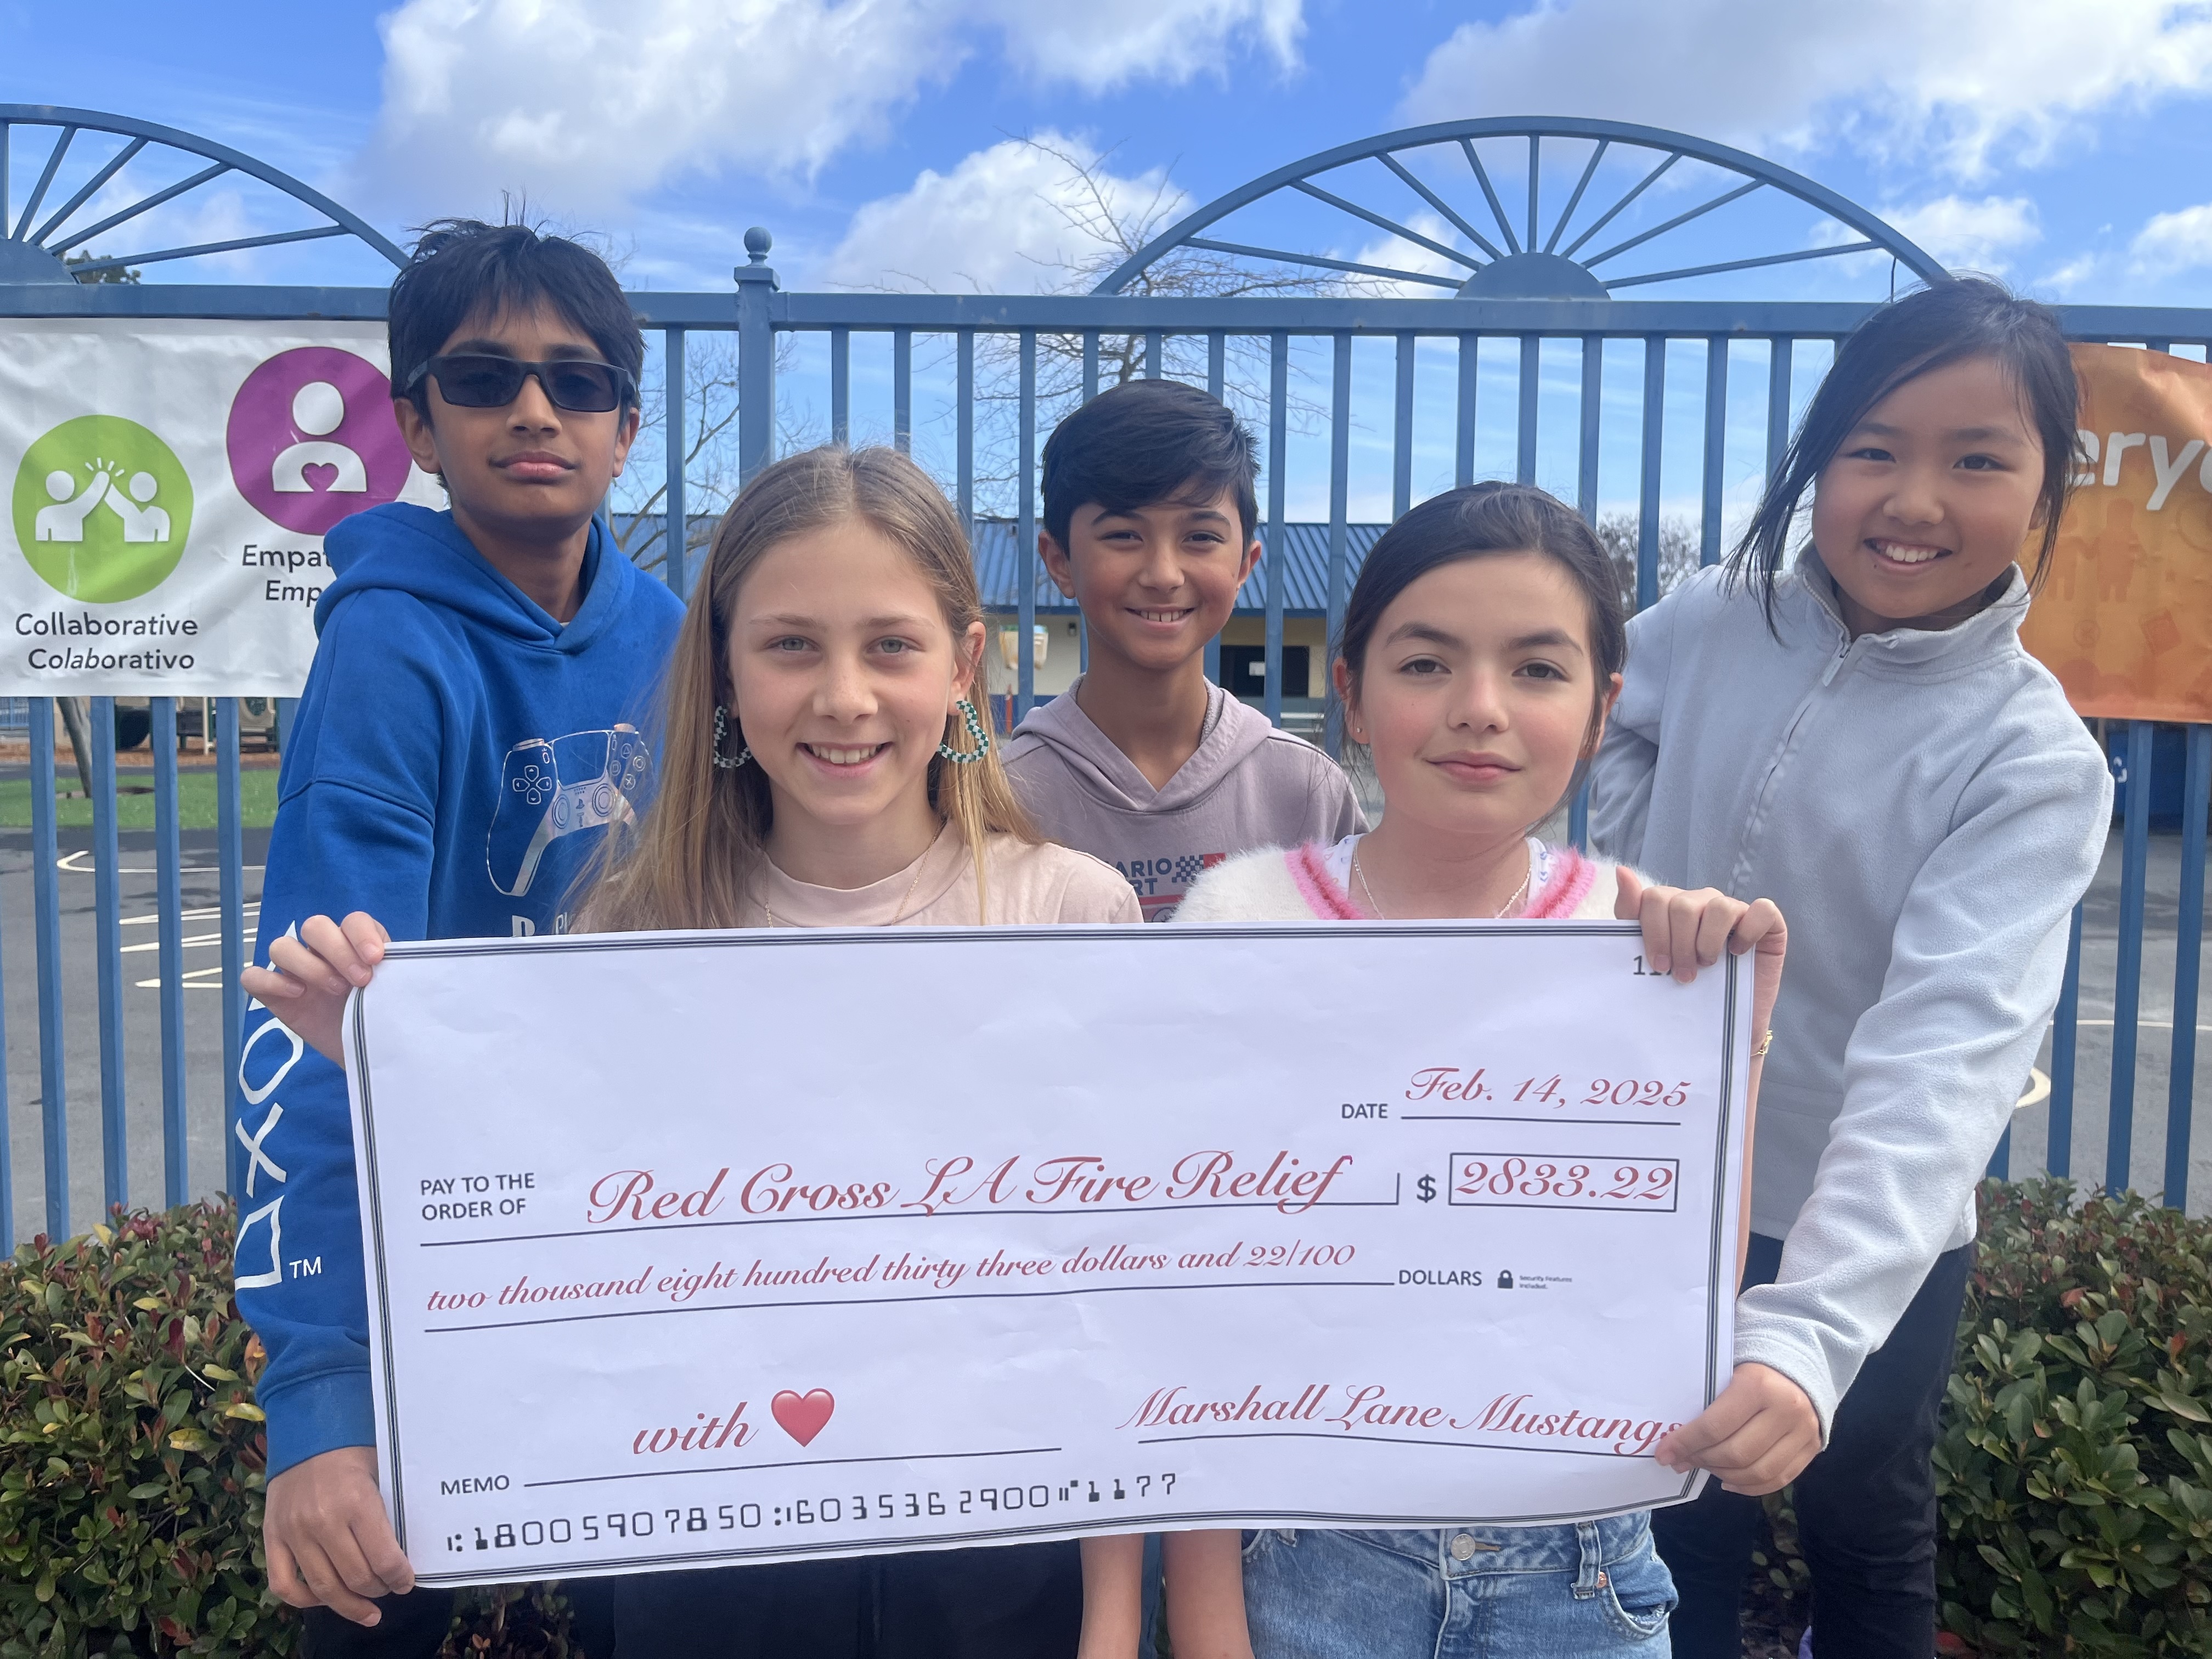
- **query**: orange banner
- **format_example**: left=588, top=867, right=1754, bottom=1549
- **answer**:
left=2021, top=343, right=2212, bottom=721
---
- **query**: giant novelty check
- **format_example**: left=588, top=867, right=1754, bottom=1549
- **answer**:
left=346, top=921, right=1750, bottom=1586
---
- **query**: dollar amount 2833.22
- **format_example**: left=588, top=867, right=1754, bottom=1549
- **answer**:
left=1446, top=1155, right=1679, bottom=1213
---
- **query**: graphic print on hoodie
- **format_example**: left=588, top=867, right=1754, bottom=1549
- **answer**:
left=234, top=503, right=684, bottom=1478
left=1003, top=678, right=1366, bottom=921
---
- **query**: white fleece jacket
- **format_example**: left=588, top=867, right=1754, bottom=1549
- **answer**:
left=1177, top=836, right=1626, bottom=923
left=1589, top=561, right=2111, bottom=1433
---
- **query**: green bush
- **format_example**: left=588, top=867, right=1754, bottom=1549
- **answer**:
left=11, top=1184, right=2210, bottom=1655
left=1, top=1203, right=287, bottom=1657
left=1934, top=1179, right=2212, bottom=1656
left=1, top=1204, right=602, bottom=1659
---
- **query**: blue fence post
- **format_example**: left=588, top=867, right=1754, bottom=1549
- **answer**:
left=893, top=326, right=913, bottom=453
left=219, top=699, right=247, bottom=1200
left=1327, top=332, right=1352, bottom=758
left=1638, top=336, right=1665, bottom=611
left=1569, top=331, right=1596, bottom=841
left=1265, top=332, right=1288, bottom=729
left=663, top=325, right=688, bottom=597
left=1577, top=336, right=1602, bottom=523
left=1765, top=337, right=1794, bottom=482
left=154, top=698, right=188, bottom=1207
left=31, top=701, right=66, bottom=1238
left=830, top=327, right=850, bottom=446
left=735, top=227, right=778, bottom=489
left=2049, top=905, right=2084, bottom=1180
left=89, top=696, right=126, bottom=1215
left=1017, top=330, right=1038, bottom=721
left=2166, top=725, right=2210, bottom=1209
left=1206, top=331, right=1225, bottom=689
left=1393, top=332, right=1415, bottom=518
left=1701, top=336, right=1728, bottom=565
left=2108, top=722, right=2154, bottom=1192
left=1454, top=332, right=1477, bottom=488
left=1516, top=333, right=1539, bottom=485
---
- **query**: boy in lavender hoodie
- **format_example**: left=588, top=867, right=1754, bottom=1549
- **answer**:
left=1006, top=380, right=1363, bottom=920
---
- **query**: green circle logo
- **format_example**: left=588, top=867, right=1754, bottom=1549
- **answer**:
left=12, top=415, right=194, bottom=602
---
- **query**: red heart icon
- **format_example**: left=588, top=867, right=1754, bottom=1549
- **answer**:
left=771, top=1389, right=834, bottom=1447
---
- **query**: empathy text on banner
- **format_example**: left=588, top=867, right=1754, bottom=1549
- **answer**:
left=342, top=922, right=1752, bottom=1586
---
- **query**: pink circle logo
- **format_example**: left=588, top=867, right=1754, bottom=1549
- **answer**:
left=225, top=347, right=413, bottom=534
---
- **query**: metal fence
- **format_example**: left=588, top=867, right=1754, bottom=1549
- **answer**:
left=3, top=109, right=2208, bottom=1247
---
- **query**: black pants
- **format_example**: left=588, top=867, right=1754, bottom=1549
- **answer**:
left=611, top=1539, right=1081, bottom=1658
left=1652, top=1233, right=1973, bottom=1659
left=298, top=1575, right=614, bottom=1657
left=301, top=1589, right=455, bottom=1658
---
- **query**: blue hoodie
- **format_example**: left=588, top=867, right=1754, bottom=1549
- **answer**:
left=235, top=502, right=684, bottom=1477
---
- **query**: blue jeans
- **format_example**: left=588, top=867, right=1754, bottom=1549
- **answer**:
left=1244, top=1515, right=1675, bottom=1659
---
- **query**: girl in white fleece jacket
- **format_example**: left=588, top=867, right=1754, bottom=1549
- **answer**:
left=1589, top=280, right=2113, bottom=1659
left=1070, top=482, right=1786, bottom=1659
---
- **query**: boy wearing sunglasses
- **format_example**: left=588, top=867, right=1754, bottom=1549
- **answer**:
left=235, top=219, right=684, bottom=1655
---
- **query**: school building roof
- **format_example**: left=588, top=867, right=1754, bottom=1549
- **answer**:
left=610, top=515, right=1389, bottom=617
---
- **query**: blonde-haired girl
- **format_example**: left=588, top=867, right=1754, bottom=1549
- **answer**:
left=247, top=444, right=1137, bottom=1657
left=574, top=443, right=1105, bottom=934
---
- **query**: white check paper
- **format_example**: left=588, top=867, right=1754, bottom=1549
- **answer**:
left=345, top=922, right=1748, bottom=1586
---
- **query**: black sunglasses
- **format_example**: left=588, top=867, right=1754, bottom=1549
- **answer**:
left=407, top=354, right=636, bottom=414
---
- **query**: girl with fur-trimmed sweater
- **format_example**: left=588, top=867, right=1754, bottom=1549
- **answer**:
left=1075, top=483, right=1787, bottom=1659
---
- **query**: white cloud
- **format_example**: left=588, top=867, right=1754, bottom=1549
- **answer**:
left=358, top=0, right=951, bottom=217
left=826, top=134, right=1190, bottom=292
left=1346, top=212, right=1468, bottom=296
left=63, top=173, right=269, bottom=275
left=1883, top=195, right=2041, bottom=273
left=1402, top=0, right=2212, bottom=179
left=968, top=0, right=1300, bottom=91
left=2040, top=251, right=2104, bottom=295
left=2132, top=201, right=2212, bottom=273
left=357, top=0, right=1302, bottom=218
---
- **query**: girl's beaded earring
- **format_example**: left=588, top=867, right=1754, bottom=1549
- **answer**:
left=712, top=706, right=751, bottom=771
left=937, top=698, right=991, bottom=765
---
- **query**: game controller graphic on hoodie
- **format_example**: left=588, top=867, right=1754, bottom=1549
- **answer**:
left=488, top=725, right=652, bottom=897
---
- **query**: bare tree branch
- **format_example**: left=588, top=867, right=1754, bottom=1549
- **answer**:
left=1595, top=514, right=1701, bottom=612
left=612, top=135, right=1413, bottom=533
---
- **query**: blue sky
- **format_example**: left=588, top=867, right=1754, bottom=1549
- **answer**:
left=13, top=0, right=2212, bottom=299
left=12, top=0, right=2212, bottom=524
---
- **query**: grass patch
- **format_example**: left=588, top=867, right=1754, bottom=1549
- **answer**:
left=0, top=769, right=280, bottom=831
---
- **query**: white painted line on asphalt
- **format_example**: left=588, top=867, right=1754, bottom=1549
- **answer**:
left=133, top=966, right=229, bottom=990
left=121, top=932, right=229, bottom=954
left=69, top=858, right=270, bottom=874
left=2017, top=1068, right=2051, bottom=1111
left=122, top=902, right=261, bottom=927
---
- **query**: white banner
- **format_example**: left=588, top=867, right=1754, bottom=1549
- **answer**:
left=0, top=318, right=444, bottom=696
left=342, top=922, right=1750, bottom=1587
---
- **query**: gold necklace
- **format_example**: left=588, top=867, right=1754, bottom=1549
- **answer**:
left=763, top=855, right=928, bottom=930
left=1352, top=843, right=1531, bottom=921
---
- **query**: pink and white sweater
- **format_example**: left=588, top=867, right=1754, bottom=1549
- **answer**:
left=1176, top=833, right=1620, bottom=923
